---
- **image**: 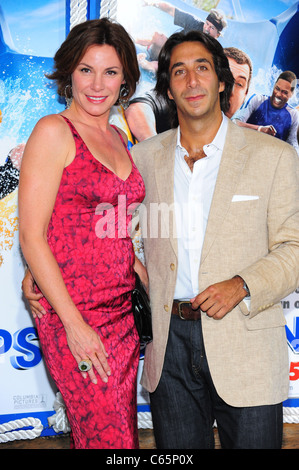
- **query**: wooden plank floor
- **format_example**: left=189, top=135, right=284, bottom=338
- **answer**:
left=0, top=424, right=298, bottom=449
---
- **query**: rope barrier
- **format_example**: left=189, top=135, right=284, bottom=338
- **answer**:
left=0, top=399, right=298, bottom=443
left=283, top=407, right=299, bottom=424
left=69, top=0, right=88, bottom=29
left=100, top=0, right=118, bottom=19
left=137, top=412, right=153, bottom=429
left=0, top=417, right=43, bottom=443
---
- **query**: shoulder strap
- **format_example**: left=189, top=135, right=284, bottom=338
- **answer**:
left=110, top=124, right=128, bottom=149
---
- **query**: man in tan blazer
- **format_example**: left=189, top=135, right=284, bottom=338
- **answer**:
left=132, top=30, right=299, bottom=448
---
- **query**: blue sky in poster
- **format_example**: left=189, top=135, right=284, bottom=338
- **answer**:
left=0, top=0, right=65, bottom=57
left=0, top=0, right=298, bottom=57
left=0, top=0, right=66, bottom=153
left=117, top=0, right=298, bottom=103
left=184, top=0, right=297, bottom=21
left=0, top=0, right=297, bottom=148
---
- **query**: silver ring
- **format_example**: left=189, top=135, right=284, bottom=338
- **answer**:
left=78, top=359, right=92, bottom=372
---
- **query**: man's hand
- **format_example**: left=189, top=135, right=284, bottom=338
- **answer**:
left=22, top=268, right=46, bottom=319
left=134, top=256, right=149, bottom=294
left=190, top=276, right=247, bottom=320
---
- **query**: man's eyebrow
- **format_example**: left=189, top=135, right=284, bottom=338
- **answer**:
left=236, top=75, right=247, bottom=81
left=170, top=57, right=212, bottom=72
left=195, top=58, right=212, bottom=66
left=170, top=61, right=184, bottom=72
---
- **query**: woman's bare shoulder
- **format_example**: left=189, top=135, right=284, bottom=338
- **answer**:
left=32, top=113, right=68, bottom=136
left=24, top=113, right=73, bottom=167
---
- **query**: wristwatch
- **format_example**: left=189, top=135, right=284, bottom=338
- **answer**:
left=234, top=275, right=250, bottom=297
left=243, top=280, right=250, bottom=297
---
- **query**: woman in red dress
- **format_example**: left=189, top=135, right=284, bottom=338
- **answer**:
left=18, top=19, right=147, bottom=449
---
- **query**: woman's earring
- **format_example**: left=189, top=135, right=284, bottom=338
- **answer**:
left=64, top=84, right=73, bottom=109
left=118, top=83, right=129, bottom=109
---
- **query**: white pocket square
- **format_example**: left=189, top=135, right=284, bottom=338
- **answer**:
left=232, top=195, right=259, bottom=202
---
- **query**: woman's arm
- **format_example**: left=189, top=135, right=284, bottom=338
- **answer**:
left=18, top=115, right=111, bottom=384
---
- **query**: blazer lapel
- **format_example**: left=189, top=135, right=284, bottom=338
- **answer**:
left=154, top=128, right=178, bottom=257
left=200, top=121, right=249, bottom=264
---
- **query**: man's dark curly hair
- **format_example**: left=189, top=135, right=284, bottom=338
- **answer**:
left=155, top=30, right=234, bottom=128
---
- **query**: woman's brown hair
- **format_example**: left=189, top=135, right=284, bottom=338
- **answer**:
left=47, top=18, right=140, bottom=103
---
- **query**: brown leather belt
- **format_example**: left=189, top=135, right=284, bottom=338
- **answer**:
left=172, top=300, right=201, bottom=321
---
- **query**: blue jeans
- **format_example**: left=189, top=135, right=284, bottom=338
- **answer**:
left=150, top=315, right=283, bottom=449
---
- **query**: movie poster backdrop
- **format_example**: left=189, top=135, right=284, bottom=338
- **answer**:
left=0, top=0, right=298, bottom=442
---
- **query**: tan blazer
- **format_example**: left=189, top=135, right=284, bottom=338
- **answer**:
left=131, top=120, right=299, bottom=407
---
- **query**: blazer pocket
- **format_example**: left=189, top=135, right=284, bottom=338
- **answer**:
left=245, top=303, right=286, bottom=330
left=232, top=195, right=259, bottom=202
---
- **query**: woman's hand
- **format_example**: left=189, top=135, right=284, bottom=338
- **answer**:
left=65, top=318, right=111, bottom=384
left=22, top=268, right=46, bottom=319
left=22, top=269, right=111, bottom=384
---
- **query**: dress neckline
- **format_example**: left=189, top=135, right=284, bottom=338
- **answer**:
left=61, top=115, right=134, bottom=183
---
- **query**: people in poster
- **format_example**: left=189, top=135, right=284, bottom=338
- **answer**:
left=134, top=31, right=168, bottom=74
left=223, top=47, right=252, bottom=119
left=0, top=105, right=25, bottom=266
left=0, top=145, right=24, bottom=200
left=234, top=70, right=299, bottom=154
left=111, top=0, right=299, bottom=149
left=144, top=1, right=227, bottom=38
left=125, top=90, right=170, bottom=141
left=127, top=1, right=226, bottom=76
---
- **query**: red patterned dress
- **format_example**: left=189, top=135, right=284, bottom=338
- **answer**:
left=35, top=116, right=145, bottom=449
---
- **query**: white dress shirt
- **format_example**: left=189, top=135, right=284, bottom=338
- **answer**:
left=174, top=114, right=229, bottom=300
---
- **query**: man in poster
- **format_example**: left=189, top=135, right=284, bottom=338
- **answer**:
left=145, top=1, right=227, bottom=38
left=234, top=70, right=299, bottom=154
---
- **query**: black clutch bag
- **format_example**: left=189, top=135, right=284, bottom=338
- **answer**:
left=132, top=273, right=152, bottom=348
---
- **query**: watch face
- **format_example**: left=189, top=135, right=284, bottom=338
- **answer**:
left=243, top=282, right=250, bottom=295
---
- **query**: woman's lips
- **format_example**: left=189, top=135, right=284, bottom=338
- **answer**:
left=86, top=95, right=107, bottom=103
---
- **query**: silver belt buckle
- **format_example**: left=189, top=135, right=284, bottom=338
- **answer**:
left=178, top=301, right=190, bottom=320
